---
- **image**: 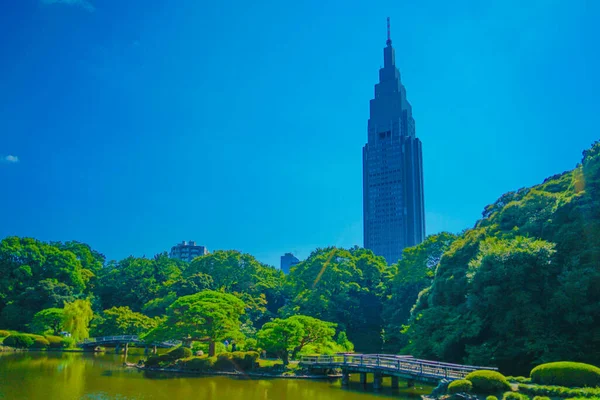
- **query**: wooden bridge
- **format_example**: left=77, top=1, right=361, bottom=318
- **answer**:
left=79, top=335, right=180, bottom=354
left=300, top=354, right=497, bottom=389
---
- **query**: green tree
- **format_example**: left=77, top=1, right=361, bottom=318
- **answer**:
left=91, top=306, right=160, bottom=336
left=29, top=308, right=64, bottom=335
left=0, top=237, right=91, bottom=330
left=284, top=247, right=387, bottom=352
left=186, top=250, right=285, bottom=326
left=96, top=253, right=186, bottom=312
left=257, top=315, right=339, bottom=364
left=382, top=232, right=456, bottom=352
left=62, top=299, right=94, bottom=341
left=257, top=317, right=303, bottom=365
left=145, top=290, right=246, bottom=356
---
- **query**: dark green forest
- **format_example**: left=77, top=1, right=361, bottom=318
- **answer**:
left=1, top=141, right=599, bottom=373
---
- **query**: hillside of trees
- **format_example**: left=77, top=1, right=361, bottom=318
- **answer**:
left=0, top=142, right=598, bottom=372
left=401, top=141, right=600, bottom=374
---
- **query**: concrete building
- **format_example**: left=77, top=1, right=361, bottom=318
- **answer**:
left=169, top=240, right=208, bottom=262
left=280, top=253, right=300, bottom=274
left=362, top=19, right=426, bottom=265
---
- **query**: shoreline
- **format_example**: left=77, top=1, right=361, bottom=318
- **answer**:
left=130, top=364, right=342, bottom=380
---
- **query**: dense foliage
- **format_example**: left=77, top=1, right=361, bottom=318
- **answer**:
left=91, top=306, right=160, bottom=337
left=283, top=246, right=387, bottom=352
left=403, top=142, right=600, bottom=374
left=29, top=308, right=64, bottom=335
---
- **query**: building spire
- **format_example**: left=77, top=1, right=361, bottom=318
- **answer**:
left=386, top=17, right=392, bottom=46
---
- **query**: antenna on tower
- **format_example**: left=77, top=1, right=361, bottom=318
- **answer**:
left=386, top=17, right=392, bottom=46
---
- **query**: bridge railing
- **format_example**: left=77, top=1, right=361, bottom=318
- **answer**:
left=80, top=336, right=181, bottom=347
left=300, top=354, right=497, bottom=380
left=82, top=335, right=140, bottom=344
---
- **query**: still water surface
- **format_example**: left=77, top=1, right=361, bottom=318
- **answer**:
left=0, top=351, right=432, bottom=400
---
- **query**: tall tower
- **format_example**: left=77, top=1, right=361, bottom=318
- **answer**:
left=362, top=18, right=425, bottom=264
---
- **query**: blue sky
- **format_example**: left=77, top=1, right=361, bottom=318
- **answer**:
left=1, top=0, right=598, bottom=267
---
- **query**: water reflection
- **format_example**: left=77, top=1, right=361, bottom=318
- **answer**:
left=0, top=352, right=431, bottom=400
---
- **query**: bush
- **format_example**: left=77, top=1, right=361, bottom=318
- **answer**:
left=519, top=383, right=600, bottom=398
left=181, top=357, right=215, bottom=371
left=44, top=335, right=64, bottom=349
left=61, top=337, right=75, bottom=349
left=31, top=337, right=50, bottom=349
left=466, top=370, right=512, bottom=394
left=144, top=355, right=166, bottom=368
left=448, top=379, right=473, bottom=394
left=507, top=376, right=532, bottom=384
left=0, top=330, right=11, bottom=337
left=487, top=396, right=498, bottom=400
left=214, top=351, right=259, bottom=371
left=164, top=346, right=193, bottom=360
left=502, top=392, right=522, bottom=400
left=4, top=334, right=35, bottom=348
left=532, top=397, right=550, bottom=400
left=531, top=362, right=600, bottom=388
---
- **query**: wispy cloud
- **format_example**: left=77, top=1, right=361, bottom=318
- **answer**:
left=1, top=155, right=19, bottom=164
left=41, top=0, right=95, bottom=12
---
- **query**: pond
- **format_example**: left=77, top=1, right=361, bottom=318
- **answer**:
left=0, top=351, right=433, bottom=399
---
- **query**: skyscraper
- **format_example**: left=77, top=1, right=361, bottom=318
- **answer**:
left=363, top=18, right=425, bottom=264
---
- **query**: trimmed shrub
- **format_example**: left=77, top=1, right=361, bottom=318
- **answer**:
left=486, top=396, right=499, bottom=400
left=164, top=346, right=193, bottom=360
left=3, top=334, right=35, bottom=348
left=507, top=376, right=531, bottom=384
left=530, top=362, right=600, bottom=388
left=31, top=336, right=50, bottom=349
left=181, top=357, right=215, bottom=371
left=448, top=379, right=473, bottom=394
left=502, top=392, right=522, bottom=400
left=466, top=370, right=511, bottom=394
left=0, top=330, right=11, bottom=337
left=44, top=335, right=64, bottom=349
left=214, top=351, right=259, bottom=371
left=532, top=397, right=550, bottom=400
left=144, top=355, right=166, bottom=368
left=519, top=383, right=600, bottom=398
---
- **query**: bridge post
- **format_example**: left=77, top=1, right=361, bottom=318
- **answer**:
left=115, top=344, right=120, bottom=354
left=407, top=379, right=414, bottom=388
left=373, top=373, right=382, bottom=390
left=360, top=372, right=367, bottom=385
left=341, top=370, right=350, bottom=386
left=391, top=376, right=399, bottom=389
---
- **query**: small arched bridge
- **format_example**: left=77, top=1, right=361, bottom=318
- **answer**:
left=300, top=354, right=497, bottom=389
left=79, top=335, right=181, bottom=353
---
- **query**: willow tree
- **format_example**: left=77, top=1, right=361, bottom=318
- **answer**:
left=62, top=299, right=93, bottom=341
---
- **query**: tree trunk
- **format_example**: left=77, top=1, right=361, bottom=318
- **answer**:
left=291, top=345, right=303, bottom=360
left=280, top=350, right=289, bottom=366
left=208, top=340, right=216, bottom=357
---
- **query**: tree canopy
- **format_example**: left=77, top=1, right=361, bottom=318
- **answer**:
left=257, top=315, right=339, bottom=364
left=145, top=290, right=246, bottom=356
left=402, top=141, right=600, bottom=374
